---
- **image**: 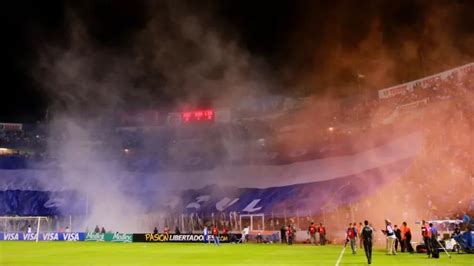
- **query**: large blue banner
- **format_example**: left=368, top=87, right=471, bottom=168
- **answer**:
left=180, top=159, right=412, bottom=216
left=0, top=232, right=85, bottom=241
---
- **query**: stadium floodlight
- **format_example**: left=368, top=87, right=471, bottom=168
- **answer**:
left=0, top=216, right=49, bottom=242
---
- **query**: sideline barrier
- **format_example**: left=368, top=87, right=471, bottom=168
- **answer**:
left=0, top=232, right=240, bottom=243
left=0, top=232, right=84, bottom=241
left=133, top=233, right=242, bottom=243
left=85, top=232, right=133, bottom=243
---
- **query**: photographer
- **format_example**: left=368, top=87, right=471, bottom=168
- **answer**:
left=384, top=219, right=397, bottom=255
left=421, top=220, right=432, bottom=258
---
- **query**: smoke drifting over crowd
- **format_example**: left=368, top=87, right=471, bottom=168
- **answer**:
left=23, top=0, right=473, bottom=235
left=34, top=1, right=277, bottom=231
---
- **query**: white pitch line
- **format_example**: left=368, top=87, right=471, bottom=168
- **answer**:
left=335, top=245, right=347, bottom=266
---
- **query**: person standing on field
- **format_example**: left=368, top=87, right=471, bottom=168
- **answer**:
left=211, top=224, right=220, bottom=246
left=346, top=223, right=357, bottom=254
left=280, top=225, right=287, bottom=244
left=394, top=225, right=402, bottom=252
left=287, top=225, right=294, bottom=245
left=429, top=223, right=439, bottom=257
left=401, top=222, right=414, bottom=253
left=242, top=225, right=250, bottom=243
left=318, top=223, right=326, bottom=245
left=421, top=220, right=432, bottom=258
left=361, top=220, right=374, bottom=264
left=384, top=219, right=397, bottom=255
left=357, top=222, right=363, bottom=248
left=203, top=225, right=209, bottom=244
left=307, top=222, right=317, bottom=245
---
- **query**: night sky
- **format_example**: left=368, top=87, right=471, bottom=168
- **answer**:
left=2, top=0, right=473, bottom=122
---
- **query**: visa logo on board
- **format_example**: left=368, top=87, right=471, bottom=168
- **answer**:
left=5, top=233, right=19, bottom=240
left=63, top=233, right=80, bottom=241
left=23, top=233, right=38, bottom=240
left=42, top=233, right=59, bottom=241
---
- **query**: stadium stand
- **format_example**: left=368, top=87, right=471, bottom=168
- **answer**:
left=0, top=62, right=472, bottom=240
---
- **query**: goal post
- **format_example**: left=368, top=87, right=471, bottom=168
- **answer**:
left=0, top=216, right=49, bottom=242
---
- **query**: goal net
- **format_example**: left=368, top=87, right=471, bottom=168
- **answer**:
left=0, top=216, right=50, bottom=242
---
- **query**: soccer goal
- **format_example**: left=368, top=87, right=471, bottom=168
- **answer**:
left=239, top=213, right=265, bottom=231
left=0, top=216, right=50, bottom=242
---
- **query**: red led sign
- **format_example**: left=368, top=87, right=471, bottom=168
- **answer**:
left=181, top=109, right=214, bottom=123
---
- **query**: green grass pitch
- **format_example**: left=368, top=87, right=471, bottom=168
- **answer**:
left=0, top=242, right=472, bottom=265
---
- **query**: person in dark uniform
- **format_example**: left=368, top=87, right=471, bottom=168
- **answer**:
left=361, top=220, right=374, bottom=264
left=429, top=223, right=440, bottom=258
left=452, top=224, right=461, bottom=237
left=280, top=225, right=287, bottom=244
left=394, top=225, right=402, bottom=252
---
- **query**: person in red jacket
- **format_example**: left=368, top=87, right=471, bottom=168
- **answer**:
left=222, top=226, right=229, bottom=238
left=211, top=225, right=220, bottom=246
left=287, top=225, right=294, bottom=245
left=346, top=223, right=358, bottom=255
left=308, top=222, right=317, bottom=245
left=318, top=223, right=326, bottom=245
left=421, top=220, right=432, bottom=257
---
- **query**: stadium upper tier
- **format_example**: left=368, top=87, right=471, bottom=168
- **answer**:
left=0, top=62, right=472, bottom=171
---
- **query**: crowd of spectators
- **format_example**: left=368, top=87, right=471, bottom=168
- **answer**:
left=0, top=66, right=472, bottom=175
